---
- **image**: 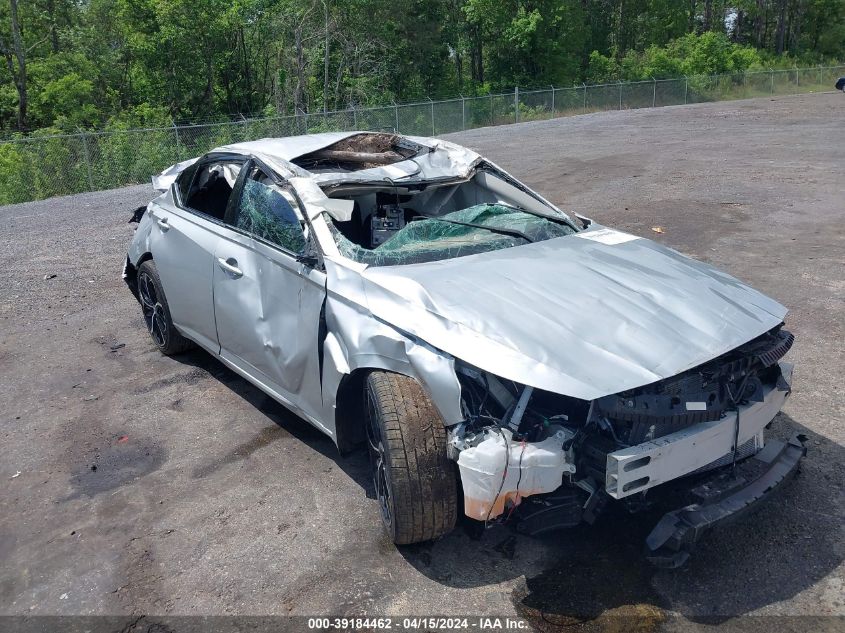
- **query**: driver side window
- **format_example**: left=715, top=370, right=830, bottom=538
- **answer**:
left=182, top=160, right=242, bottom=221
left=234, top=168, right=307, bottom=254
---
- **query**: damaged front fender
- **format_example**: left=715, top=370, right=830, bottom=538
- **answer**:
left=321, top=258, right=464, bottom=432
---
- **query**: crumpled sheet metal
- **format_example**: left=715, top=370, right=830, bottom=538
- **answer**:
left=211, top=232, right=329, bottom=422
left=311, top=136, right=481, bottom=186
left=152, top=132, right=482, bottom=194
left=320, top=259, right=464, bottom=425
left=152, top=157, right=199, bottom=191
left=150, top=133, right=347, bottom=192
left=222, top=132, right=362, bottom=162
left=355, top=225, right=787, bottom=401
left=290, top=176, right=355, bottom=222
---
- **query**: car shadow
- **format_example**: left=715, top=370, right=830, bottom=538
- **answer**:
left=169, top=348, right=843, bottom=625
left=173, top=348, right=375, bottom=495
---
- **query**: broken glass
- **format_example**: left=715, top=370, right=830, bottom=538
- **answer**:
left=236, top=179, right=307, bottom=254
left=330, top=203, right=575, bottom=266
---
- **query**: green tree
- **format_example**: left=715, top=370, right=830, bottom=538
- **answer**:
left=0, top=0, right=842, bottom=134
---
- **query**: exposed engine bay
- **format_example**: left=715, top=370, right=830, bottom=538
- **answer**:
left=447, top=325, right=795, bottom=534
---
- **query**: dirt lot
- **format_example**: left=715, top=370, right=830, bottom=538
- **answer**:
left=1, top=93, right=843, bottom=632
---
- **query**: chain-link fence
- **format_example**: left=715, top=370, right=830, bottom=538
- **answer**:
left=1, top=65, right=842, bottom=205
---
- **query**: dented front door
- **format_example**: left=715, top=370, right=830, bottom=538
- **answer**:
left=211, top=172, right=327, bottom=426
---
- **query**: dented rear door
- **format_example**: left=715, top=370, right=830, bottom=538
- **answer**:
left=147, top=200, right=221, bottom=352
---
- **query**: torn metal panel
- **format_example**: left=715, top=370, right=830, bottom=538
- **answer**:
left=289, top=176, right=355, bottom=222
left=405, top=341, right=462, bottom=424
left=310, top=135, right=481, bottom=186
left=473, top=160, right=567, bottom=222
left=293, top=133, right=426, bottom=170
left=320, top=258, right=464, bottom=425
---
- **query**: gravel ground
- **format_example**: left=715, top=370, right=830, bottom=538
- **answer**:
left=1, top=93, right=843, bottom=632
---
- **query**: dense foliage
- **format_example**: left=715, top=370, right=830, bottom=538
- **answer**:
left=1, top=0, right=843, bottom=135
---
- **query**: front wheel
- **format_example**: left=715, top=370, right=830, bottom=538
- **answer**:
left=136, top=260, right=195, bottom=355
left=365, top=371, right=458, bottom=544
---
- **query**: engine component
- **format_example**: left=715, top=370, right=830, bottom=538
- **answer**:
left=456, top=427, right=575, bottom=521
left=369, top=204, right=406, bottom=247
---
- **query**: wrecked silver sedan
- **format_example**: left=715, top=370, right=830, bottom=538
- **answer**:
left=124, top=132, right=803, bottom=566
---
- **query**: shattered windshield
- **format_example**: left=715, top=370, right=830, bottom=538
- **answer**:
left=330, top=203, right=575, bottom=266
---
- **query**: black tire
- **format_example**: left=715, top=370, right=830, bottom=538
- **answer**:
left=365, top=371, right=458, bottom=544
left=136, top=259, right=195, bottom=355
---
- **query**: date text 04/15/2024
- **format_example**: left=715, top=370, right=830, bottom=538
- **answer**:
left=306, top=617, right=529, bottom=630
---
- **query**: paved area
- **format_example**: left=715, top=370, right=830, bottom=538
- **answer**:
left=1, top=93, right=843, bottom=632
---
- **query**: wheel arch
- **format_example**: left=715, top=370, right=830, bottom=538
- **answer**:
left=333, top=368, right=370, bottom=454
left=123, top=251, right=153, bottom=300
left=332, top=354, right=463, bottom=455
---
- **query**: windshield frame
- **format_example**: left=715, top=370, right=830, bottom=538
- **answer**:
left=306, top=161, right=582, bottom=268
left=320, top=162, right=580, bottom=229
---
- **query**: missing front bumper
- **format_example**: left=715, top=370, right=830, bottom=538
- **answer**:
left=644, top=434, right=807, bottom=568
left=606, top=362, right=793, bottom=499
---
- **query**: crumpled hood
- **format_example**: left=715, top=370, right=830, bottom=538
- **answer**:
left=358, top=227, right=787, bottom=400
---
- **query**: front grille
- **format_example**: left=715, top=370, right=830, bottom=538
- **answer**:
left=757, top=330, right=794, bottom=367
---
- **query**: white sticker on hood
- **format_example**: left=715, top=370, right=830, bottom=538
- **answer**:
left=575, top=228, right=640, bottom=245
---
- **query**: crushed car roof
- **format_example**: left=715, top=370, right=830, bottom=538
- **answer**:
left=152, top=132, right=483, bottom=192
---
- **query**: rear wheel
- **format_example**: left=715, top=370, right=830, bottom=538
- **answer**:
left=365, top=371, right=458, bottom=544
left=136, top=260, right=195, bottom=355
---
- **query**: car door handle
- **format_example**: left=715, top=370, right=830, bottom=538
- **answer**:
left=156, top=217, right=170, bottom=232
left=217, top=257, right=243, bottom=278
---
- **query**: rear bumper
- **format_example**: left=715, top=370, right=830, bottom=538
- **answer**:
left=644, top=433, right=807, bottom=568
